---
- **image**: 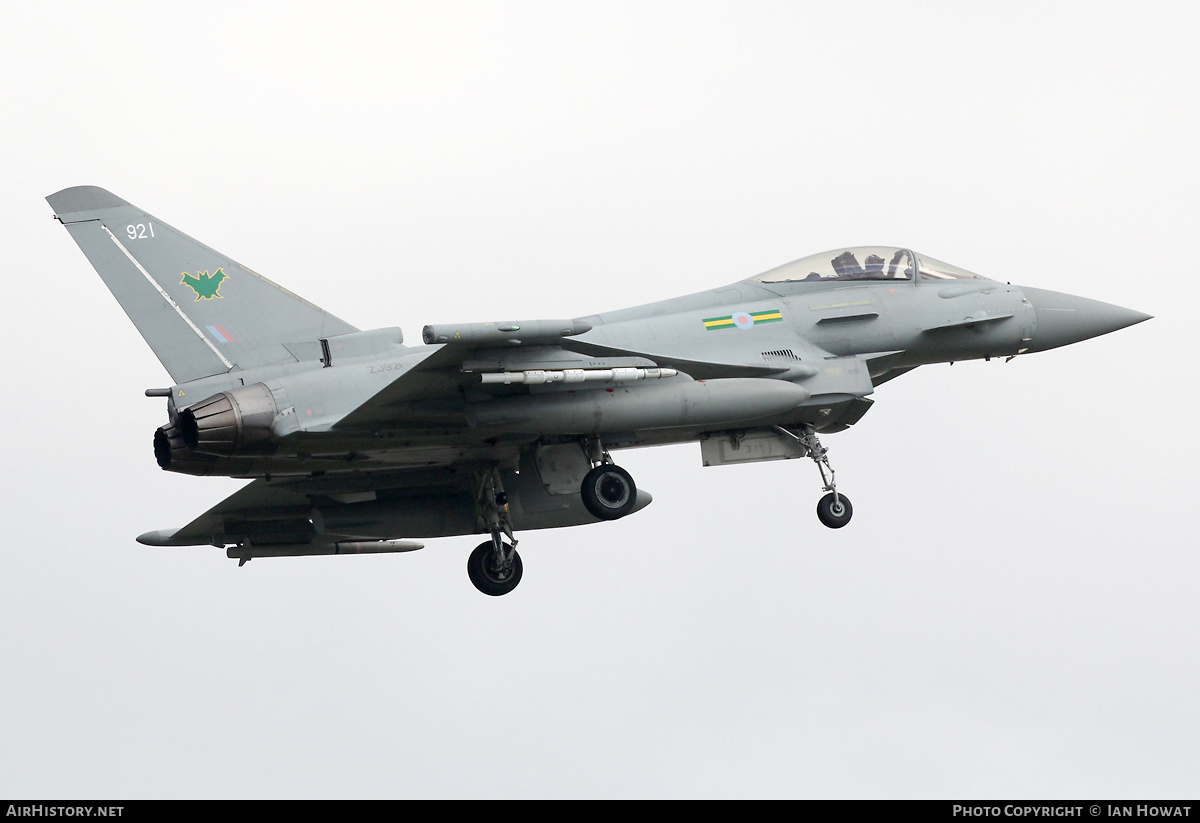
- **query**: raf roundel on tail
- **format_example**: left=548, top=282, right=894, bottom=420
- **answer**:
left=47, top=186, right=1152, bottom=596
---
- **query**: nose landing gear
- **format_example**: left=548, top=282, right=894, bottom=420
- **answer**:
left=775, top=425, right=854, bottom=529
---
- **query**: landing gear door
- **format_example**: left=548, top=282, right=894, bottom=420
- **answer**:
left=700, top=429, right=808, bottom=467
left=534, top=443, right=591, bottom=495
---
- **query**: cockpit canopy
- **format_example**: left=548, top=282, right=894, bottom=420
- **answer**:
left=751, top=247, right=988, bottom=284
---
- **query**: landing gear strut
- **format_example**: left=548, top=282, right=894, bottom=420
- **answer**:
left=580, top=438, right=637, bottom=521
left=467, top=467, right=523, bottom=596
left=775, top=425, right=854, bottom=529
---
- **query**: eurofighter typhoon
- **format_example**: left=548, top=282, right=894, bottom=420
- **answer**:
left=48, top=186, right=1151, bottom=595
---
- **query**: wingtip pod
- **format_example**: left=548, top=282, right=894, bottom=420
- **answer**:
left=46, top=185, right=129, bottom=218
left=136, top=529, right=205, bottom=547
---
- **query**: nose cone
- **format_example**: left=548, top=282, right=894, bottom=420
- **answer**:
left=1022, top=287, right=1152, bottom=353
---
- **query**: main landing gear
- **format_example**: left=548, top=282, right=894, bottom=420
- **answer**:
left=580, top=438, right=637, bottom=521
left=466, top=441, right=639, bottom=596
left=775, top=425, right=853, bottom=529
left=467, top=534, right=523, bottom=597
left=468, top=468, right=522, bottom=596
left=581, top=463, right=637, bottom=519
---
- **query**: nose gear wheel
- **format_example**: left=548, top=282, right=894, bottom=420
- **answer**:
left=816, top=491, right=853, bottom=528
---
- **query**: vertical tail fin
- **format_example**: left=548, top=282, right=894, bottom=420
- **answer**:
left=47, top=186, right=358, bottom=384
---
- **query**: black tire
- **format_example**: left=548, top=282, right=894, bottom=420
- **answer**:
left=580, top=464, right=637, bottom=520
left=467, top=541, right=523, bottom=596
left=816, top=492, right=853, bottom=529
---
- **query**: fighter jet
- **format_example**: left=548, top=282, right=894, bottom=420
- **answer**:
left=47, top=186, right=1151, bottom=595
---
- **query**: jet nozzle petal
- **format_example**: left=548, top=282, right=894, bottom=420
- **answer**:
left=1021, top=287, right=1151, bottom=352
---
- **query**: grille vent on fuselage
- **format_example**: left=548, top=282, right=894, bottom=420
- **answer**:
left=762, top=348, right=803, bottom=361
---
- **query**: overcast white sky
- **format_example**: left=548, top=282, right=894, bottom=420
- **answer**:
left=1, top=1, right=1196, bottom=799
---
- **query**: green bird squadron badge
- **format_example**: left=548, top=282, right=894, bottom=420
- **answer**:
left=181, top=268, right=227, bottom=300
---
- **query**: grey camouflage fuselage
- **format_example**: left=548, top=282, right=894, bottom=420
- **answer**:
left=49, top=186, right=1150, bottom=594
